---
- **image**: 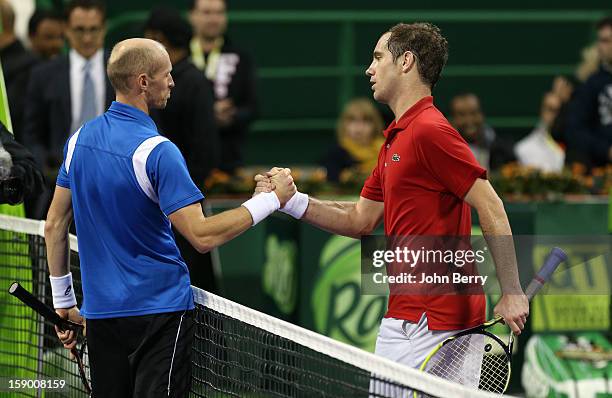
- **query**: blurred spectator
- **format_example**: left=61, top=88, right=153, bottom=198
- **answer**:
left=566, top=16, right=612, bottom=168
left=449, top=93, right=515, bottom=171
left=188, top=0, right=257, bottom=174
left=0, top=0, right=38, bottom=141
left=28, top=9, right=65, bottom=60
left=144, top=7, right=220, bottom=293
left=320, top=98, right=384, bottom=182
left=22, top=0, right=113, bottom=219
left=549, top=75, right=575, bottom=147
left=552, top=37, right=596, bottom=158
left=515, top=92, right=565, bottom=172
left=576, top=43, right=600, bottom=83
left=144, top=7, right=218, bottom=188
left=552, top=75, right=574, bottom=104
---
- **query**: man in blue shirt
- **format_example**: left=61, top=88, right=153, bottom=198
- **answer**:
left=44, top=38, right=295, bottom=397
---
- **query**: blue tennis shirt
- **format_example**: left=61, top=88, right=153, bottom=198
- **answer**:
left=57, top=101, right=204, bottom=319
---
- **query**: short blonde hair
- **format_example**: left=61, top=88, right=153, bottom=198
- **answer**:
left=337, top=98, right=384, bottom=143
left=107, top=39, right=166, bottom=93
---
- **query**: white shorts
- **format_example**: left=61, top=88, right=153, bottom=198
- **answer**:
left=374, top=313, right=458, bottom=369
left=371, top=313, right=482, bottom=396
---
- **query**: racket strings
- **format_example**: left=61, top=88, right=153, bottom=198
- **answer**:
left=479, top=349, right=510, bottom=393
left=423, top=333, right=509, bottom=395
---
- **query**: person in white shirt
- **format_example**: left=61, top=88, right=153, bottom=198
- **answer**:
left=515, top=92, right=565, bottom=173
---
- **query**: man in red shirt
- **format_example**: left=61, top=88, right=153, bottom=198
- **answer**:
left=256, top=22, right=528, bottom=379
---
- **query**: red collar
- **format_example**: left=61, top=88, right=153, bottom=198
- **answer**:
left=383, top=96, right=434, bottom=138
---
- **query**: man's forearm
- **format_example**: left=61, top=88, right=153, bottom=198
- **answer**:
left=45, top=223, right=70, bottom=277
left=477, top=199, right=522, bottom=293
left=184, top=206, right=257, bottom=253
left=301, top=198, right=370, bottom=239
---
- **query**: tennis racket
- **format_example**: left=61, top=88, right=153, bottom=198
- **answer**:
left=8, top=282, right=91, bottom=395
left=417, top=247, right=568, bottom=396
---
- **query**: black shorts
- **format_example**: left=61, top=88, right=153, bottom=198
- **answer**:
left=87, top=310, right=194, bottom=398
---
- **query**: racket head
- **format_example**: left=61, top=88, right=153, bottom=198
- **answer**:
left=419, top=329, right=512, bottom=395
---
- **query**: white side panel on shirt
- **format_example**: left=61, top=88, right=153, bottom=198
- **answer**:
left=132, top=136, right=169, bottom=203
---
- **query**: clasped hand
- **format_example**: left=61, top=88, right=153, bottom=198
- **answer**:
left=253, top=167, right=297, bottom=207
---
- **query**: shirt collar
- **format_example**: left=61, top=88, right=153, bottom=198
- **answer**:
left=107, top=101, right=158, bottom=131
left=383, top=96, right=434, bottom=137
left=69, top=48, right=103, bottom=70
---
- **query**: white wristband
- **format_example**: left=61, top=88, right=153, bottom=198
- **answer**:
left=279, top=191, right=309, bottom=219
left=49, top=273, right=77, bottom=309
left=242, top=191, right=280, bottom=226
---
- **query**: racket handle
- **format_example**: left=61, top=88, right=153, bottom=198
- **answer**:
left=525, top=247, right=567, bottom=300
left=8, top=282, right=83, bottom=331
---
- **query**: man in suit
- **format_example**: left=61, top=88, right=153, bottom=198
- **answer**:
left=188, top=0, right=258, bottom=174
left=22, top=0, right=114, bottom=219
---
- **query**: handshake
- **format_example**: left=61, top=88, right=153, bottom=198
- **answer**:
left=242, top=167, right=310, bottom=225
left=253, top=167, right=297, bottom=206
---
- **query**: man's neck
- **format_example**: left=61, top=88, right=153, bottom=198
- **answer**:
left=198, top=36, right=220, bottom=53
left=115, top=94, right=149, bottom=115
left=389, top=83, right=432, bottom=121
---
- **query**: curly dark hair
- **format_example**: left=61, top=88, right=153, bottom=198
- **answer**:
left=386, top=22, right=448, bottom=89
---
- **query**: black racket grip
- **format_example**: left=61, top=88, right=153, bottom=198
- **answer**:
left=525, top=247, right=567, bottom=300
left=8, top=282, right=83, bottom=331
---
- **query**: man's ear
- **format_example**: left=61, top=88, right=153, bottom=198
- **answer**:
left=401, top=51, right=417, bottom=73
left=138, top=73, right=148, bottom=92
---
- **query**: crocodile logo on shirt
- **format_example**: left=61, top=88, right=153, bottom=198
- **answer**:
left=392, top=153, right=401, bottom=162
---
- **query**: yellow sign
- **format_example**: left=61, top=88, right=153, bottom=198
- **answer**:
left=532, top=244, right=610, bottom=332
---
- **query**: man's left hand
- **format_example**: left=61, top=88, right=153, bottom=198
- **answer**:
left=493, top=294, right=529, bottom=335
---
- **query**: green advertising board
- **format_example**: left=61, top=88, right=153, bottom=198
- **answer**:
left=299, top=223, right=388, bottom=352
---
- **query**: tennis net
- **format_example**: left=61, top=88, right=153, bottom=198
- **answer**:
left=0, top=214, right=512, bottom=397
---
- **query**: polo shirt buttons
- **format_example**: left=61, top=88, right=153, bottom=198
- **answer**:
left=386, top=144, right=390, bottom=148
left=384, top=162, right=387, bottom=167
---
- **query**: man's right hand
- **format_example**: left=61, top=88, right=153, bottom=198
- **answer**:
left=268, top=168, right=296, bottom=206
left=54, top=306, right=84, bottom=350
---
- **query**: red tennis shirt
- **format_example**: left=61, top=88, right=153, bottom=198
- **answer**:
left=361, top=96, right=486, bottom=330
